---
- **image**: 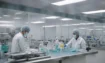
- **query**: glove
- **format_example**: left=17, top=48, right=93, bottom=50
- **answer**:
left=64, top=44, right=68, bottom=48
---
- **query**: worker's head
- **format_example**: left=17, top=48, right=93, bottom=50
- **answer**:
left=73, top=30, right=79, bottom=39
left=21, top=26, right=30, bottom=38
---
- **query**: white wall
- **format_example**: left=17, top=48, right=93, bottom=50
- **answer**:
left=28, top=25, right=43, bottom=40
left=45, top=27, right=56, bottom=40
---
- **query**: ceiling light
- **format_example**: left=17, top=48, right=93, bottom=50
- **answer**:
left=62, top=23, right=94, bottom=26
left=0, top=24, right=14, bottom=27
left=31, top=21, right=45, bottom=24
left=95, top=29, right=103, bottom=30
left=3, top=15, right=10, bottom=17
left=42, top=25, right=60, bottom=28
left=14, top=17, right=21, bottom=19
left=43, top=25, right=55, bottom=28
left=79, top=23, right=86, bottom=25
left=52, top=0, right=86, bottom=6
left=79, top=23, right=94, bottom=25
left=0, top=33, right=8, bottom=34
left=79, top=28, right=86, bottom=29
left=15, top=12, right=22, bottom=14
left=61, top=18, right=73, bottom=21
left=82, top=10, right=105, bottom=14
left=0, top=17, right=2, bottom=18
left=0, top=21, right=14, bottom=23
left=71, top=24, right=81, bottom=26
left=62, top=24, right=69, bottom=26
left=45, top=16, right=59, bottom=19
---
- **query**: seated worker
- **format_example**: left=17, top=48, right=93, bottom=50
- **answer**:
left=11, top=26, right=38, bottom=54
left=66, top=30, right=86, bottom=51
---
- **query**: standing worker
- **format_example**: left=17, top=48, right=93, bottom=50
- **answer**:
left=11, top=26, right=38, bottom=53
left=66, top=30, right=86, bottom=51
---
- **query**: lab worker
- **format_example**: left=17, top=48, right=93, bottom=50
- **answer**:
left=66, top=30, right=86, bottom=51
left=11, top=26, right=38, bottom=54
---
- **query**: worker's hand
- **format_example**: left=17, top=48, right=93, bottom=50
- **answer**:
left=25, top=51, right=31, bottom=54
left=30, top=49, right=39, bottom=54
left=64, top=44, right=68, bottom=48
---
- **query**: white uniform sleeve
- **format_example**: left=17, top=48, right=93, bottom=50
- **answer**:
left=18, top=37, right=30, bottom=53
left=66, top=38, right=73, bottom=47
left=80, top=38, right=87, bottom=49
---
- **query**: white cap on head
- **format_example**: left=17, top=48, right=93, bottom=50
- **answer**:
left=21, top=26, right=30, bottom=33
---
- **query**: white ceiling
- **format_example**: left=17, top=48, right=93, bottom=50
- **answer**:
left=1, top=0, right=105, bottom=16
left=0, top=0, right=105, bottom=27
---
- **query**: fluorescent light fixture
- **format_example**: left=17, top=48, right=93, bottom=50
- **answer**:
left=61, top=18, right=73, bottom=21
left=95, top=29, right=103, bottom=30
left=0, top=21, right=14, bottom=23
left=45, top=16, right=59, bottom=19
left=0, top=24, right=14, bottom=27
left=0, top=33, right=8, bottom=34
left=62, top=24, right=69, bottom=26
left=52, top=0, right=86, bottom=6
left=62, top=23, right=94, bottom=26
left=79, top=23, right=86, bottom=25
left=82, top=10, right=105, bottom=14
left=79, top=23, right=94, bottom=25
left=79, top=28, right=86, bottom=29
left=14, top=17, right=21, bottom=19
left=71, top=24, right=81, bottom=26
left=3, top=15, right=10, bottom=17
left=43, top=25, right=55, bottom=28
left=31, top=21, right=45, bottom=24
left=15, top=12, right=22, bottom=14
left=42, top=25, right=59, bottom=28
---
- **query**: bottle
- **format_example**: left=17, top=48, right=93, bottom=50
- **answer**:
left=59, top=42, right=64, bottom=52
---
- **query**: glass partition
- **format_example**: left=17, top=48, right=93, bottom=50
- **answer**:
left=0, top=7, right=104, bottom=51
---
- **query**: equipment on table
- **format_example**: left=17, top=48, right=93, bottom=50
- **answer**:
left=8, top=52, right=51, bottom=63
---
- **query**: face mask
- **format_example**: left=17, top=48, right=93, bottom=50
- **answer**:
left=73, top=35, right=77, bottom=39
left=24, top=32, right=28, bottom=38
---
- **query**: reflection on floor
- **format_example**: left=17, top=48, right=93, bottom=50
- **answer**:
left=0, top=57, right=8, bottom=63
left=0, top=49, right=105, bottom=63
left=95, top=49, right=105, bottom=63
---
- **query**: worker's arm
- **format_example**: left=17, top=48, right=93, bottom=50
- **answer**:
left=18, top=38, right=30, bottom=53
left=66, top=38, right=73, bottom=47
left=80, top=38, right=87, bottom=49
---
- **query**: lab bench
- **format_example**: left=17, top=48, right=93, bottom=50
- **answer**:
left=8, top=50, right=98, bottom=63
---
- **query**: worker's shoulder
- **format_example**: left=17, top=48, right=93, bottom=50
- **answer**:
left=79, top=37, right=85, bottom=40
left=14, top=32, right=23, bottom=39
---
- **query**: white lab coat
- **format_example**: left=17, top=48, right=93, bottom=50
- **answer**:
left=66, top=37, right=86, bottom=50
left=11, top=32, right=38, bottom=53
